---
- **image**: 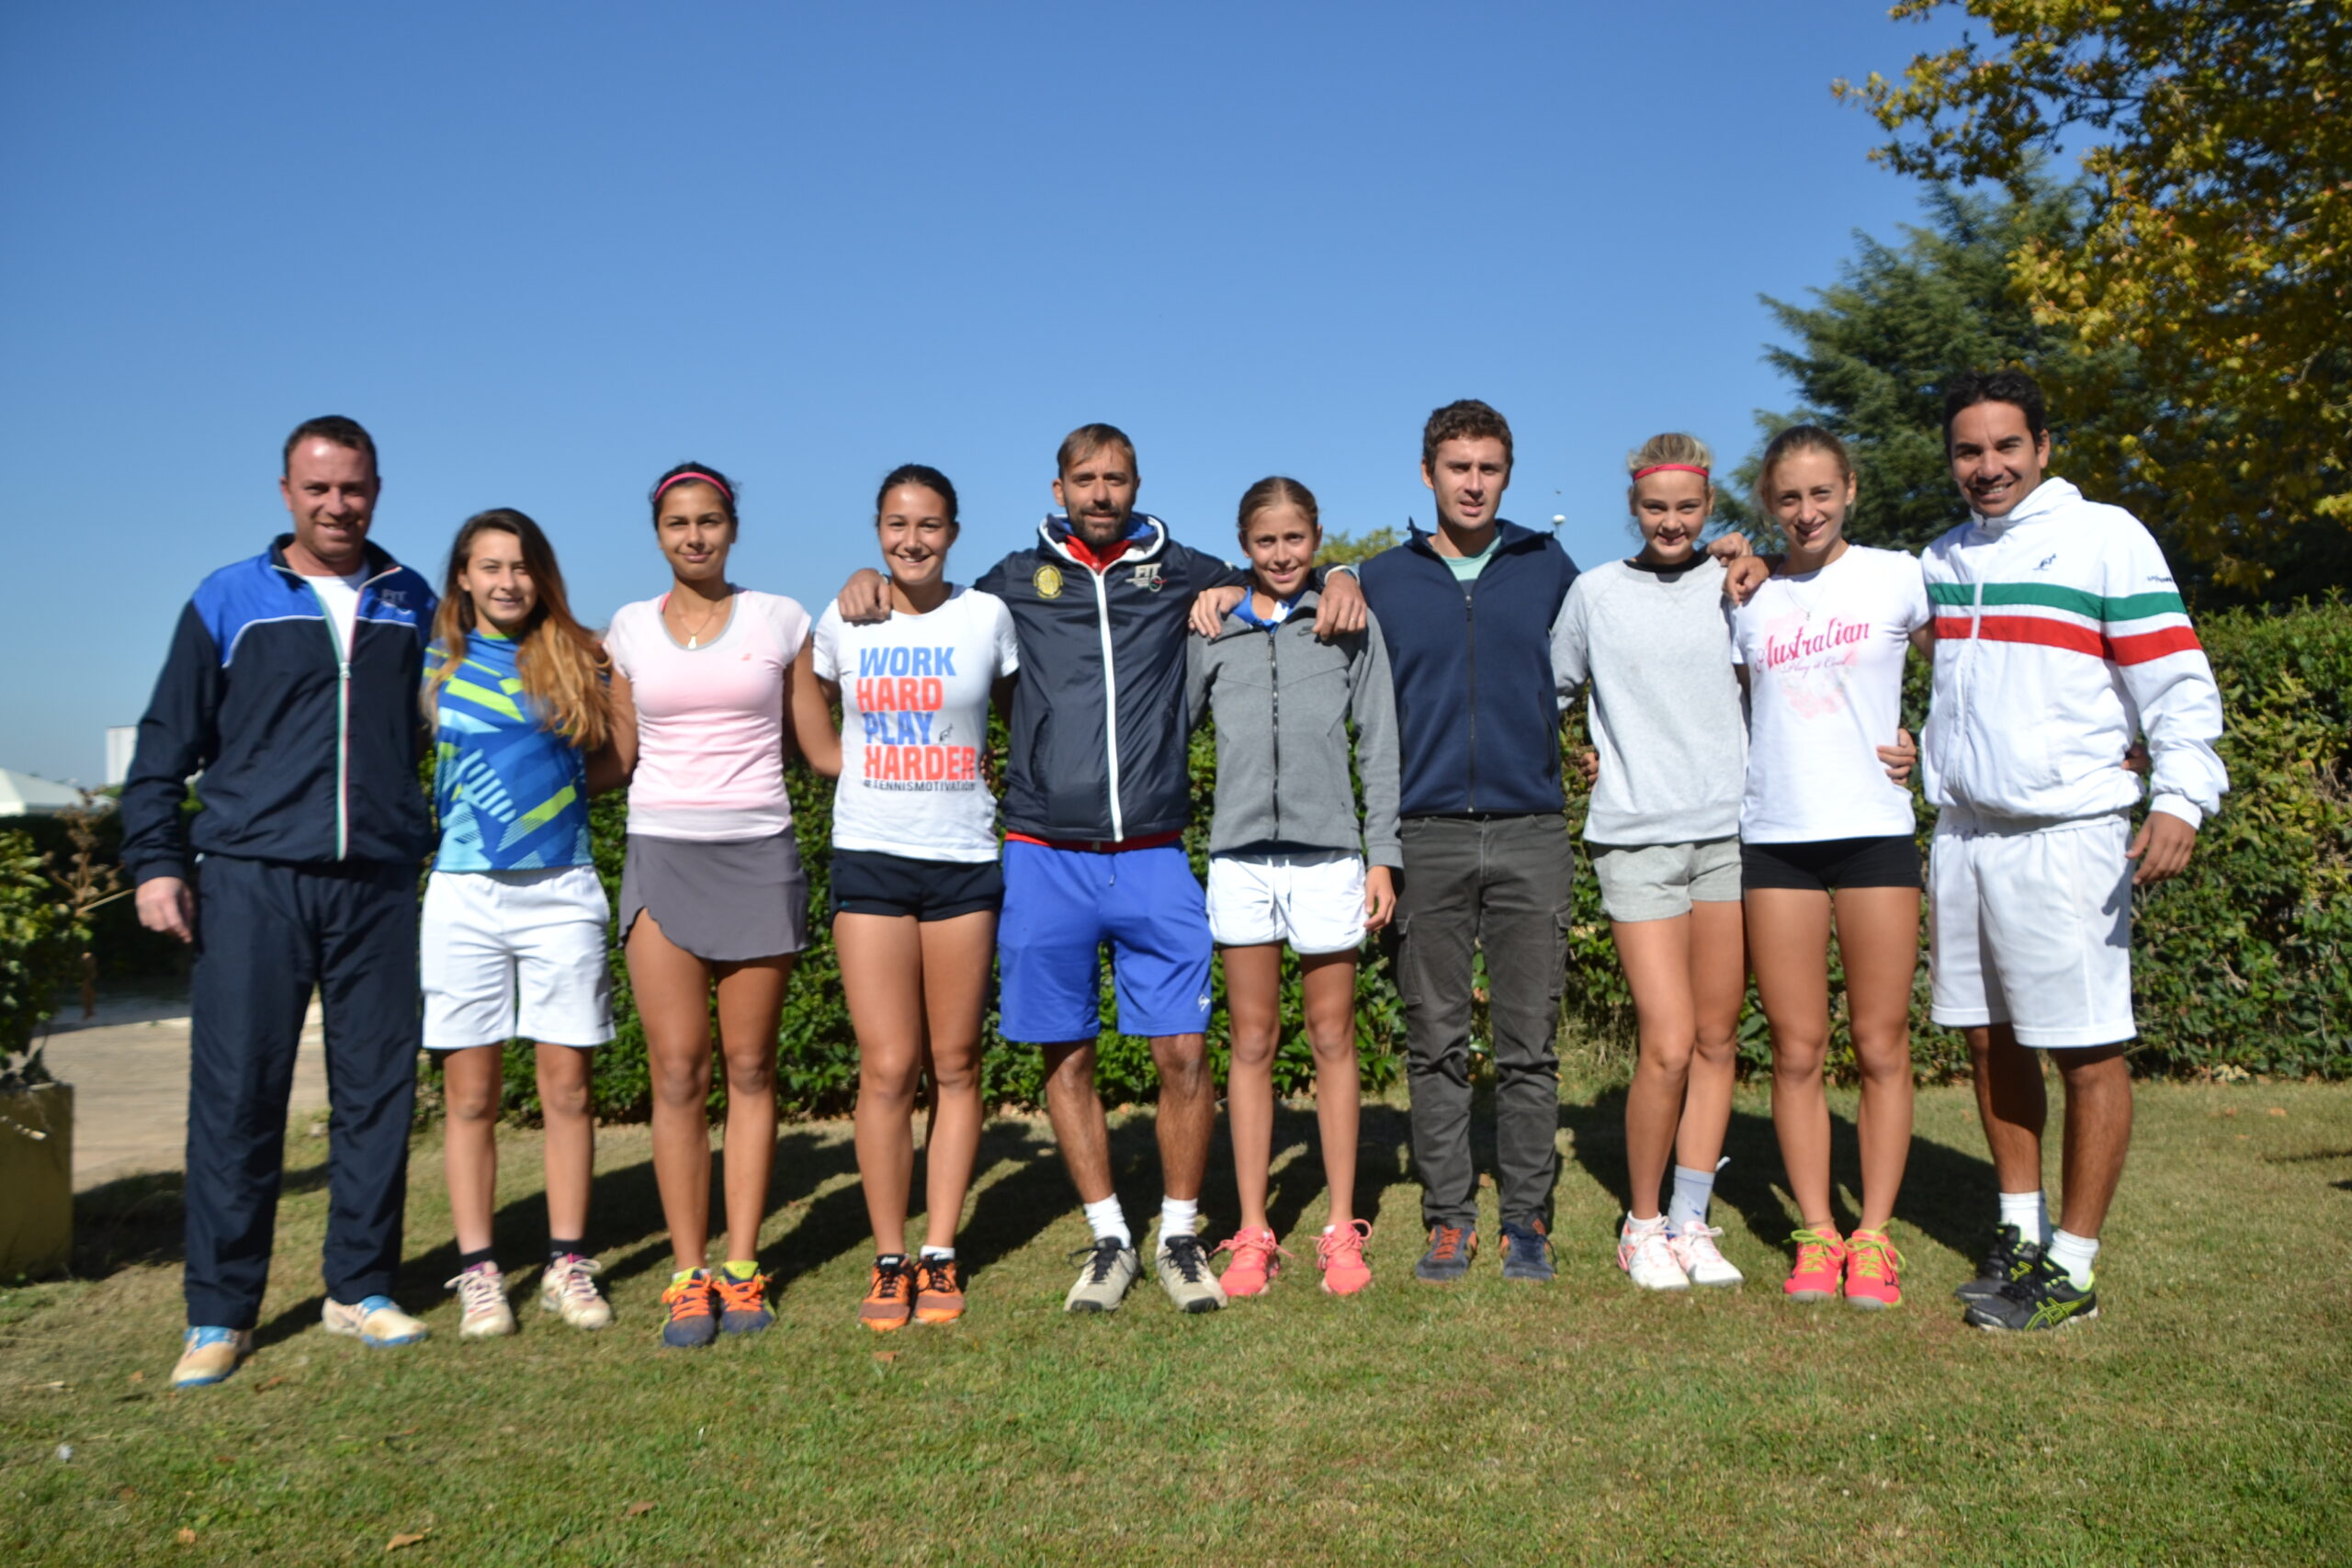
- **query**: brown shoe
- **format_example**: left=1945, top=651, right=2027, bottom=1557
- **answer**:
left=860, top=1256, right=914, bottom=1332
left=912, top=1257, right=967, bottom=1325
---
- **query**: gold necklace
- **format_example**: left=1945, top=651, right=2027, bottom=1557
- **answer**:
left=672, top=589, right=729, bottom=649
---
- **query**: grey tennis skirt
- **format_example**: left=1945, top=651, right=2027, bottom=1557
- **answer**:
left=619, top=830, right=809, bottom=963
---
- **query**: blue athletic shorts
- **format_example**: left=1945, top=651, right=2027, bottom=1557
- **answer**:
left=998, top=840, right=1214, bottom=1043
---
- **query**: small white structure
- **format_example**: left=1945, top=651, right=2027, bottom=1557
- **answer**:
left=105, top=727, right=138, bottom=788
left=0, top=769, right=92, bottom=818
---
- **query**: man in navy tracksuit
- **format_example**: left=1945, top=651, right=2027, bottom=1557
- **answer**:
left=123, top=417, right=438, bottom=1388
left=1356, top=400, right=1582, bottom=1283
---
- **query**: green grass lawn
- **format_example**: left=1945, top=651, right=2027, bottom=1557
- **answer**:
left=5, top=1078, right=2349, bottom=1566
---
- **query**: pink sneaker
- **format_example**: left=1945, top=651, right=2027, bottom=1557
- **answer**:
left=1214, top=1227, right=1289, bottom=1297
left=1783, top=1227, right=1846, bottom=1303
left=1317, top=1220, right=1373, bottom=1296
left=1843, top=1228, right=1905, bottom=1311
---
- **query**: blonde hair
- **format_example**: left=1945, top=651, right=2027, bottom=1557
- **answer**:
left=1752, top=424, right=1853, bottom=517
left=1624, top=433, right=1713, bottom=511
left=423, top=509, right=612, bottom=750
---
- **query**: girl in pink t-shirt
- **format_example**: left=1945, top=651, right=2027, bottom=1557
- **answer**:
left=605, top=460, right=831, bottom=1348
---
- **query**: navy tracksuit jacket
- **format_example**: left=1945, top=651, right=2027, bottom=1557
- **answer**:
left=120, top=536, right=436, bottom=1327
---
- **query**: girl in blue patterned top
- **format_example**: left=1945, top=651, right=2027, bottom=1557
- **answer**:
left=421, top=508, right=622, bottom=1338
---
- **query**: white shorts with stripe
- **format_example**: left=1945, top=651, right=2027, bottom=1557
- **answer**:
left=1928, top=810, right=2134, bottom=1049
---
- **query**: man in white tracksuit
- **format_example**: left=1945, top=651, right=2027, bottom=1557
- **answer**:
left=1919, top=369, right=2228, bottom=1332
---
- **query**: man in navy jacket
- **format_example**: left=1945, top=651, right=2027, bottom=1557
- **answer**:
left=1355, top=400, right=1583, bottom=1283
left=122, top=417, right=438, bottom=1388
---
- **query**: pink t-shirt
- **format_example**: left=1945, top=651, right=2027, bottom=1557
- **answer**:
left=605, top=588, right=811, bottom=841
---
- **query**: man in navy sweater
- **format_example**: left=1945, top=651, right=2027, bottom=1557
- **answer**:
left=1354, top=400, right=1584, bottom=1282
left=123, top=417, right=438, bottom=1388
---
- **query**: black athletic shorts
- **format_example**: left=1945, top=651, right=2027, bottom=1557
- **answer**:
left=829, top=848, right=1004, bottom=921
left=1741, top=834, right=1922, bottom=894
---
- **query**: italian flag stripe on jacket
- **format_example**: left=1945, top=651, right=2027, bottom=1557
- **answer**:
left=1928, top=580, right=2203, bottom=665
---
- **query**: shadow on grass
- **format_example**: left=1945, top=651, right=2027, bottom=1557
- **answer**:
left=1560, top=1089, right=1995, bottom=1260
left=73, top=1159, right=332, bottom=1280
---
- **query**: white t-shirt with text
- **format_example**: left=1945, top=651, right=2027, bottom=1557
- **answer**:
left=1731, top=545, right=1929, bottom=843
left=811, top=585, right=1020, bottom=863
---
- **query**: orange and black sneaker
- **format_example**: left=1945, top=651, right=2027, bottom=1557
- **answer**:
left=714, top=1264, right=774, bottom=1335
left=1415, top=1224, right=1478, bottom=1283
left=912, top=1256, right=967, bottom=1325
left=860, top=1255, right=914, bottom=1332
left=660, top=1269, right=718, bottom=1348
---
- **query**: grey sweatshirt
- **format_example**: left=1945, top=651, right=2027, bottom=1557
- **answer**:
left=1186, top=589, right=1402, bottom=868
left=1550, top=557, right=1747, bottom=845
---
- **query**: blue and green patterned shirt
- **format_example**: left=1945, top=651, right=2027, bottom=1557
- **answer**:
left=428, top=630, right=594, bottom=871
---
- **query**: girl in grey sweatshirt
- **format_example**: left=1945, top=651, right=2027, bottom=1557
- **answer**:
left=1185, top=477, right=1398, bottom=1298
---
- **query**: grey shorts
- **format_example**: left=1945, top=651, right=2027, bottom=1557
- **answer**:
left=619, top=830, right=808, bottom=963
left=1589, top=837, right=1742, bottom=923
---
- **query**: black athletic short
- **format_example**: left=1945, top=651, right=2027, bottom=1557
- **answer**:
left=829, top=848, right=1004, bottom=921
left=1741, top=834, right=1922, bottom=894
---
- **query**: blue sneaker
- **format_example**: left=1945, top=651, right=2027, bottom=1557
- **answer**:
left=171, top=1326, right=252, bottom=1388
left=661, top=1269, right=719, bottom=1348
left=1498, top=1222, right=1555, bottom=1282
left=321, top=1295, right=428, bottom=1347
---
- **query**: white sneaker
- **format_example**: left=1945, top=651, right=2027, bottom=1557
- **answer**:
left=1064, top=1236, right=1142, bottom=1314
left=322, top=1294, right=430, bottom=1347
left=1617, top=1217, right=1690, bottom=1292
left=447, top=1264, right=516, bottom=1339
left=539, top=1254, right=614, bottom=1329
left=1670, top=1220, right=1745, bottom=1288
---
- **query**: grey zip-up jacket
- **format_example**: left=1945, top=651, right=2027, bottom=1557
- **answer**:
left=1185, top=589, right=1402, bottom=869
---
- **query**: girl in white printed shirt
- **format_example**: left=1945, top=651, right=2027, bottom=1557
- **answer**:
left=1729, top=426, right=1931, bottom=1313
left=805, top=465, right=1019, bottom=1332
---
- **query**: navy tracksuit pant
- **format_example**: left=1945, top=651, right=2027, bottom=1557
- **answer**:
left=184, top=854, right=420, bottom=1329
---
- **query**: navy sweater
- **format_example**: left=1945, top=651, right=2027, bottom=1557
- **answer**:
left=1354, top=521, right=1579, bottom=818
left=121, top=536, right=438, bottom=880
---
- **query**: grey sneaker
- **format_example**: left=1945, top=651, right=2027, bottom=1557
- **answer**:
left=1499, top=1221, right=1555, bottom=1282
left=1415, top=1224, right=1478, bottom=1282
left=1154, top=1232, right=1227, bottom=1314
left=1064, top=1237, right=1142, bottom=1314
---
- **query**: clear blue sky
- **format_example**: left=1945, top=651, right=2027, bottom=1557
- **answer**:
left=0, top=1, right=1966, bottom=784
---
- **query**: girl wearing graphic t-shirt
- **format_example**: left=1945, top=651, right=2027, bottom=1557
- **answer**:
left=804, top=465, right=1019, bottom=1333
left=605, top=462, right=831, bottom=1349
left=422, top=508, right=623, bottom=1339
left=1729, top=426, right=1933, bottom=1313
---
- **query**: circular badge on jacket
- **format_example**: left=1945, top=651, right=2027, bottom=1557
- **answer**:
left=1034, top=564, right=1064, bottom=599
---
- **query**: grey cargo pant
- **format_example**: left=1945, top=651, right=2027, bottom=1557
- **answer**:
left=1387, top=813, right=1575, bottom=1233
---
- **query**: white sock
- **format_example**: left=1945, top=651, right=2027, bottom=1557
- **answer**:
left=1082, top=1195, right=1131, bottom=1248
left=1998, top=1189, right=2052, bottom=1249
left=1623, top=1211, right=1667, bottom=1235
left=1159, top=1196, right=1198, bottom=1240
left=919, top=1245, right=955, bottom=1262
left=1668, top=1164, right=1716, bottom=1231
left=2046, top=1228, right=2099, bottom=1289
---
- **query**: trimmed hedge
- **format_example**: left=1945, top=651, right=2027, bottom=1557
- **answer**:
left=438, top=598, right=2350, bottom=1122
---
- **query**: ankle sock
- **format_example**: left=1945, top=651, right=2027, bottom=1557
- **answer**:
left=1998, top=1189, right=2052, bottom=1249
left=919, top=1245, right=955, bottom=1262
left=1667, top=1164, right=1716, bottom=1231
left=875, top=1253, right=908, bottom=1269
left=1159, top=1196, right=1199, bottom=1239
left=1623, top=1212, right=1667, bottom=1234
left=2046, top=1228, right=2098, bottom=1289
left=721, top=1259, right=760, bottom=1282
left=670, top=1267, right=706, bottom=1287
left=1082, top=1195, right=1131, bottom=1247
left=548, top=1237, right=584, bottom=1264
left=457, top=1247, right=496, bottom=1273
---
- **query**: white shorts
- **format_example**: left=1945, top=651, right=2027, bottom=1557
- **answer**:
left=422, top=866, right=616, bottom=1050
left=1206, top=852, right=1367, bottom=955
left=1928, top=812, right=2134, bottom=1048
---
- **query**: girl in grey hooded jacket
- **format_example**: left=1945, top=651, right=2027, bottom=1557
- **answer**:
left=1186, top=478, right=1399, bottom=1298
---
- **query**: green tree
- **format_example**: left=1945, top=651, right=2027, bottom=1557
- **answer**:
left=1317, top=525, right=1399, bottom=566
left=1721, top=178, right=2150, bottom=555
left=1843, top=0, right=2352, bottom=597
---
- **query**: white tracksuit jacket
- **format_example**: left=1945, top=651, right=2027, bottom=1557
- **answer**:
left=1919, top=478, right=2228, bottom=830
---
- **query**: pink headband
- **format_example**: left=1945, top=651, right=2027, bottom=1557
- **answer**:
left=655, top=470, right=734, bottom=504
left=1634, top=463, right=1711, bottom=481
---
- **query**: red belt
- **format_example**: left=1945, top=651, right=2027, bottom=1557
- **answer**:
left=1005, top=830, right=1184, bottom=855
